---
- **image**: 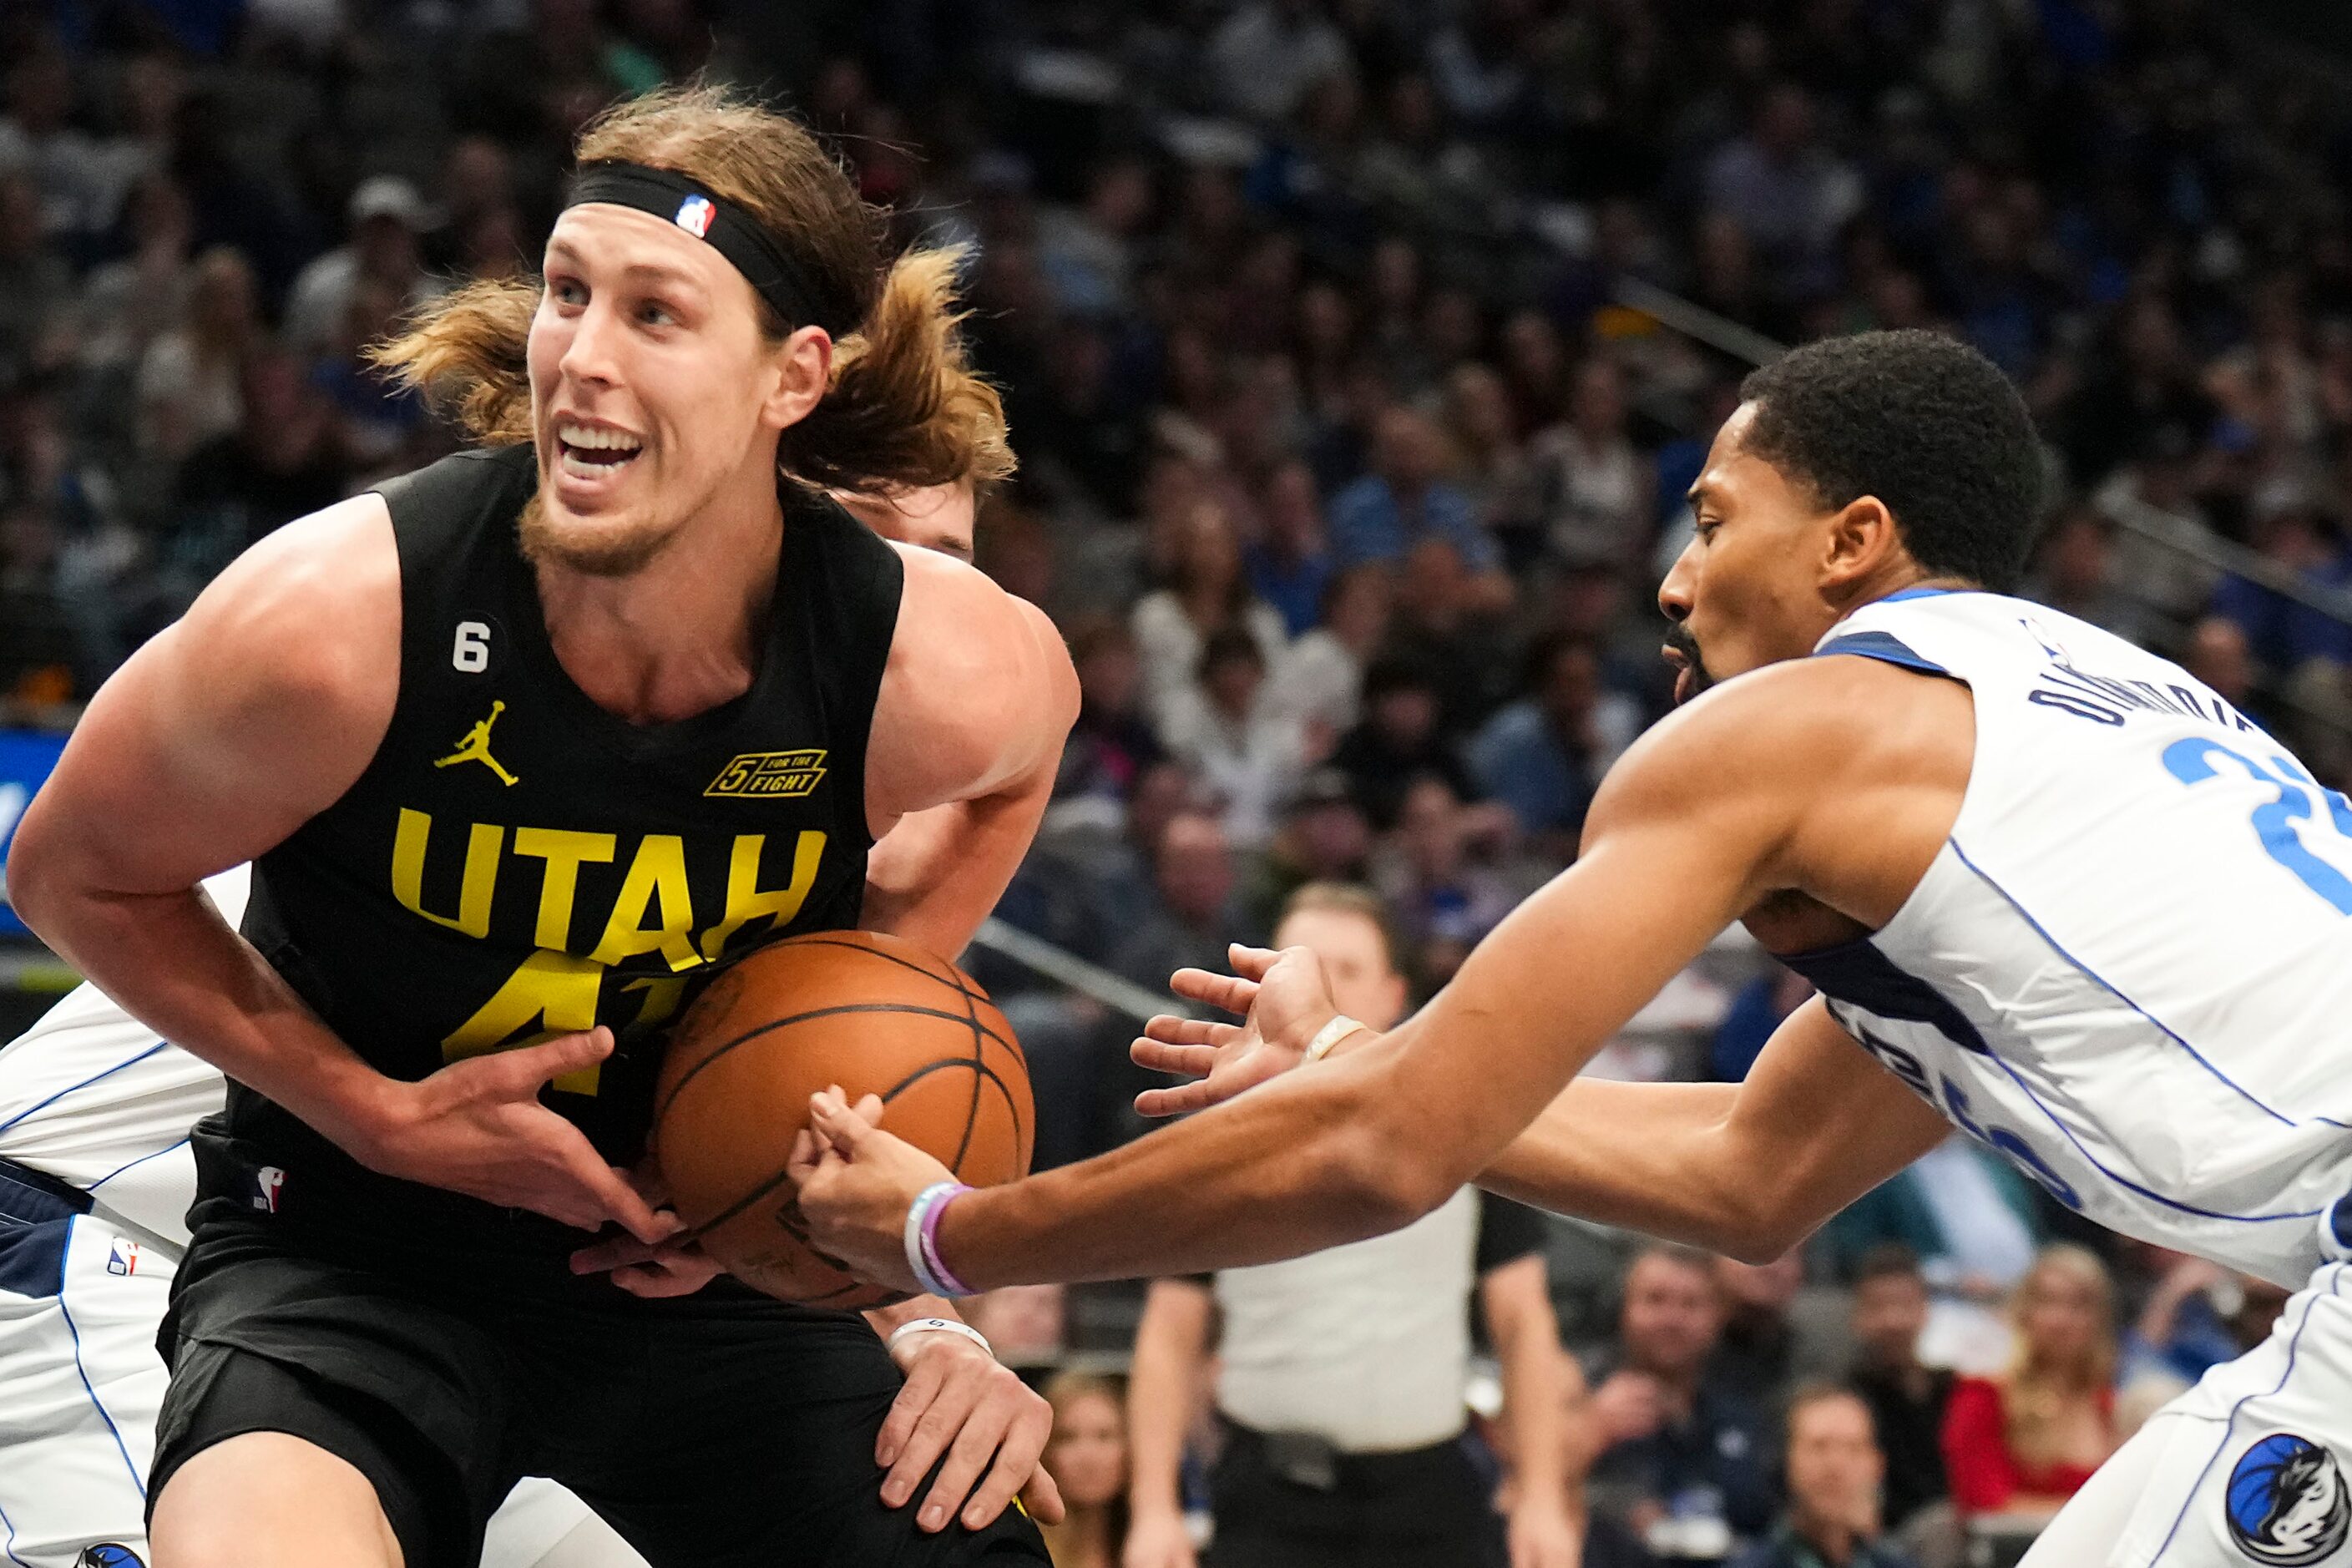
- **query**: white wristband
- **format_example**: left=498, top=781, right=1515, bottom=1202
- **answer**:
left=887, top=1317, right=994, bottom=1358
left=1301, top=1014, right=1372, bottom=1065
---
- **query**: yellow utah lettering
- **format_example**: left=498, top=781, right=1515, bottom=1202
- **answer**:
left=588, top=835, right=701, bottom=972
left=440, top=948, right=605, bottom=1094
left=390, top=808, right=503, bottom=939
left=512, top=827, right=618, bottom=951
left=698, top=832, right=826, bottom=960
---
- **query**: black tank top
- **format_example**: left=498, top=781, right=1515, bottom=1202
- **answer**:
left=192, top=444, right=903, bottom=1271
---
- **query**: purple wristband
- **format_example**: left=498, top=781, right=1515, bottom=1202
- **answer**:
left=918, top=1181, right=977, bottom=1297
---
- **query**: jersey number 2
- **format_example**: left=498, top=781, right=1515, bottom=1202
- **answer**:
left=2163, top=739, right=2352, bottom=913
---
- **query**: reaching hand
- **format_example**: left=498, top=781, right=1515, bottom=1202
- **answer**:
left=1128, top=943, right=1344, bottom=1117
left=878, top=1329, right=1066, bottom=1532
left=792, top=1089, right=953, bottom=1293
left=567, top=1157, right=725, bottom=1296
left=357, top=1026, right=679, bottom=1244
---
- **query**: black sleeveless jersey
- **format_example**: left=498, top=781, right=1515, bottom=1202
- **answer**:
left=191, top=443, right=904, bottom=1272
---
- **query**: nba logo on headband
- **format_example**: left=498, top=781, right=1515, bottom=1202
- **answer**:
left=674, top=195, right=716, bottom=238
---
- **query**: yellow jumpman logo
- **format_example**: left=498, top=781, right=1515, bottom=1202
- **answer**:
left=433, top=701, right=520, bottom=787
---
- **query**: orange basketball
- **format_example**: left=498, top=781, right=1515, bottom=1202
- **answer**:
left=653, top=929, right=1033, bottom=1309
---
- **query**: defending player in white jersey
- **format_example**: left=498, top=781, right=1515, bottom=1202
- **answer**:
left=0, top=478, right=999, bottom=1568
left=797, top=328, right=2352, bottom=1567
left=0, top=866, right=645, bottom=1568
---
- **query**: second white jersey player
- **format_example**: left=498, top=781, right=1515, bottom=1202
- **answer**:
left=0, top=866, right=635, bottom=1568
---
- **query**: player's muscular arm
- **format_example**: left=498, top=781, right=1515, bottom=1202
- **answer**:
left=11, top=497, right=405, bottom=1145
left=804, top=660, right=1931, bottom=1285
left=1480, top=998, right=1950, bottom=1261
left=13, top=498, right=670, bottom=1240
left=860, top=545, right=1079, bottom=959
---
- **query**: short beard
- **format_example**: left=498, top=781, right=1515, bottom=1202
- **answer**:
left=518, top=490, right=677, bottom=578
left=1665, top=622, right=1716, bottom=695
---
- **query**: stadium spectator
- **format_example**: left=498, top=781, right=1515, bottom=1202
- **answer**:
left=1329, top=655, right=1480, bottom=829
left=1328, top=405, right=1504, bottom=584
left=281, top=175, right=432, bottom=355
left=174, top=342, right=352, bottom=562
left=1039, top=1372, right=1130, bottom=1568
left=1243, top=458, right=1333, bottom=638
left=1272, top=561, right=1390, bottom=736
left=1467, top=632, right=1641, bottom=854
left=1728, top=1386, right=1919, bottom=1568
left=1844, top=1247, right=1961, bottom=1565
left=1125, top=883, right=1581, bottom=1568
left=1107, top=809, right=1247, bottom=1001
left=1156, top=626, right=1317, bottom=848
left=1711, top=1252, right=1853, bottom=1420
left=1940, top=1247, right=2120, bottom=1525
left=1372, top=771, right=1526, bottom=988
left=1057, top=616, right=1166, bottom=807
left=134, top=245, right=256, bottom=461
left=1240, top=766, right=1373, bottom=935
left=1530, top=358, right=1651, bottom=572
left=1584, top=1244, right=1777, bottom=1558
left=1132, top=498, right=1290, bottom=730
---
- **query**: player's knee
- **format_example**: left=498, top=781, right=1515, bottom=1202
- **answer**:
left=151, top=1431, right=403, bottom=1568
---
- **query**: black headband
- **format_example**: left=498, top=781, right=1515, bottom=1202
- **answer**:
left=564, top=161, right=856, bottom=336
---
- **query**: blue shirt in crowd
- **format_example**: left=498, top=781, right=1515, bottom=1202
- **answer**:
left=1326, top=474, right=1498, bottom=573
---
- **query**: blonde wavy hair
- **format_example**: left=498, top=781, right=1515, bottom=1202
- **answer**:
left=372, top=83, right=1012, bottom=495
left=2000, top=1243, right=2117, bottom=1469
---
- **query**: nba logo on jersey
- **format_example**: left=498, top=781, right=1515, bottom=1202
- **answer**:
left=254, top=1165, right=286, bottom=1214
left=674, top=195, right=716, bottom=238
left=105, top=1237, right=139, bottom=1276
left=2224, top=1434, right=2351, bottom=1565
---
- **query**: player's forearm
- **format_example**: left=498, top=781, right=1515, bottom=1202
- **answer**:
left=1478, top=1080, right=1771, bottom=1255
left=13, top=873, right=395, bottom=1150
left=943, top=1039, right=1452, bottom=1287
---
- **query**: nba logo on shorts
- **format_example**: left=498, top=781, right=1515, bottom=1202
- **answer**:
left=76, top=1545, right=144, bottom=1567
left=2225, top=1434, right=2351, bottom=1565
left=105, top=1236, right=139, bottom=1276
left=254, top=1165, right=286, bottom=1214
left=674, top=195, right=716, bottom=238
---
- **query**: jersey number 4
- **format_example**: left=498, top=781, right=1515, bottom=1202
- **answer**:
left=2164, top=739, right=2352, bottom=914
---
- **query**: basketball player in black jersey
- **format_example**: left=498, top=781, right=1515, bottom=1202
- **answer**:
left=11, top=87, right=1075, bottom=1568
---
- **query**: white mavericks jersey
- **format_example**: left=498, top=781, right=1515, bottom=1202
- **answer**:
left=1788, top=589, right=2352, bottom=1289
left=0, top=868, right=245, bottom=1246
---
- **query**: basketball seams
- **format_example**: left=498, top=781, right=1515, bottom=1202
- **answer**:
left=784, top=935, right=988, bottom=1007
left=655, top=998, right=1019, bottom=1124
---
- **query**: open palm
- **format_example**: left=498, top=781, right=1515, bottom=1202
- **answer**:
left=1128, top=943, right=1340, bottom=1116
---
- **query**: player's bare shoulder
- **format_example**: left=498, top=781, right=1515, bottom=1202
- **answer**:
left=867, top=542, right=1080, bottom=822
left=1587, top=654, right=1973, bottom=928
left=173, top=491, right=403, bottom=728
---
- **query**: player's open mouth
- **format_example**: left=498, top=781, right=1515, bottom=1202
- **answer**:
left=1662, top=645, right=1696, bottom=706
left=556, top=421, right=644, bottom=480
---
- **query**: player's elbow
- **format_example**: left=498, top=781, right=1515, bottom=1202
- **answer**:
left=1322, top=1085, right=1458, bottom=1237
left=3, top=799, right=73, bottom=943
left=1711, top=1178, right=1819, bottom=1265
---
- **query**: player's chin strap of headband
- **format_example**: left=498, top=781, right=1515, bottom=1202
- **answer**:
left=564, top=161, right=857, bottom=338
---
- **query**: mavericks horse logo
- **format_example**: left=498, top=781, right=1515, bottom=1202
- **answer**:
left=2226, top=1434, right=2351, bottom=1566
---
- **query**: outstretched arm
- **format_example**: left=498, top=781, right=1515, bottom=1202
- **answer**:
left=797, top=657, right=1956, bottom=1287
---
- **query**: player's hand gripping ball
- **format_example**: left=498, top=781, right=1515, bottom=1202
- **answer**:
left=653, top=930, right=1033, bottom=1308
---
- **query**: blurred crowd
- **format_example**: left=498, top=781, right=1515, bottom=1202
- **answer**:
left=8, top=0, right=2352, bottom=1561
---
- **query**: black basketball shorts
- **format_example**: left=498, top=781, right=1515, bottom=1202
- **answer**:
left=149, top=1222, right=1049, bottom=1568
